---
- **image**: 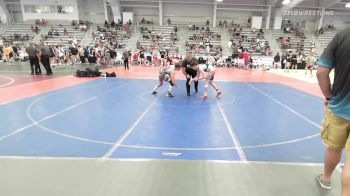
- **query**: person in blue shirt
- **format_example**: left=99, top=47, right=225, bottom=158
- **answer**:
left=315, top=27, right=350, bottom=195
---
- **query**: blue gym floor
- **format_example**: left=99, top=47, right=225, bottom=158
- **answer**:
left=0, top=78, right=333, bottom=163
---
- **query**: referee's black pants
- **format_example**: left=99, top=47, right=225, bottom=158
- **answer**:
left=124, top=58, right=129, bottom=70
left=185, top=67, right=198, bottom=95
left=29, top=56, right=41, bottom=74
left=41, top=55, right=53, bottom=75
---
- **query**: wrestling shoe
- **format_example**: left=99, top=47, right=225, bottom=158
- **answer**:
left=216, top=90, right=222, bottom=97
left=200, top=96, right=208, bottom=100
left=167, top=92, right=174, bottom=97
left=151, top=91, right=157, bottom=95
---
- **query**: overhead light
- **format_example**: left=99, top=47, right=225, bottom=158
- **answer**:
left=217, top=0, right=223, bottom=2
left=346, top=3, right=350, bottom=8
left=282, top=0, right=290, bottom=5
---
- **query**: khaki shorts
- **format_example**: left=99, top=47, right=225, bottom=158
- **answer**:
left=321, top=107, right=350, bottom=155
left=285, top=62, right=291, bottom=68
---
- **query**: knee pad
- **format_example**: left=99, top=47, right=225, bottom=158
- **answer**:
left=169, top=81, right=174, bottom=86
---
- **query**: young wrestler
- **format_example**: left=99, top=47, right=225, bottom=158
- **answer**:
left=305, top=52, right=316, bottom=77
left=190, top=63, right=221, bottom=99
left=151, top=58, right=177, bottom=97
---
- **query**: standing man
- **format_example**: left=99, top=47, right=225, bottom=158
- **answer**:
left=273, top=52, right=280, bottom=69
left=315, top=28, right=350, bottom=196
left=182, top=53, right=198, bottom=96
left=26, top=42, right=41, bottom=75
left=290, top=51, right=298, bottom=72
left=38, top=42, right=53, bottom=75
left=122, top=49, right=129, bottom=70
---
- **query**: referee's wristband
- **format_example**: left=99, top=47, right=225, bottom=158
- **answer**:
left=325, top=97, right=332, bottom=101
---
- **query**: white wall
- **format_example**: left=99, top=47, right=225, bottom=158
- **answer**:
left=0, top=2, right=10, bottom=23
left=133, top=7, right=159, bottom=24
left=21, top=0, right=79, bottom=21
left=77, top=0, right=106, bottom=24
left=110, top=0, right=121, bottom=22
left=251, top=16, right=262, bottom=29
left=323, top=19, right=350, bottom=30
left=217, top=10, right=252, bottom=25
left=163, top=3, right=212, bottom=24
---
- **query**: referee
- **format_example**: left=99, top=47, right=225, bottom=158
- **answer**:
left=38, top=41, right=53, bottom=75
left=26, top=42, right=41, bottom=75
left=182, top=53, right=198, bottom=96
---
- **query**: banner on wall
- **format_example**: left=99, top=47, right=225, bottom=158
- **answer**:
left=0, top=15, right=7, bottom=24
left=122, top=12, right=133, bottom=24
left=274, top=16, right=282, bottom=29
left=251, top=16, right=262, bottom=29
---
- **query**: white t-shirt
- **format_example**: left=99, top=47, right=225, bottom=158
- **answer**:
left=58, top=47, right=65, bottom=57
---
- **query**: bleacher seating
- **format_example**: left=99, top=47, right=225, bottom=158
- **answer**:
left=2, top=23, right=39, bottom=45
left=317, top=31, right=338, bottom=48
left=229, top=28, right=270, bottom=56
left=273, top=30, right=314, bottom=54
left=138, top=25, right=179, bottom=53
left=186, top=26, right=222, bottom=55
left=44, top=24, right=85, bottom=46
left=88, top=23, right=132, bottom=50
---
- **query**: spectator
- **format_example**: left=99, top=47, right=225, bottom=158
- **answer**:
left=273, top=53, right=280, bottom=69
left=315, top=28, right=350, bottom=195
left=122, top=49, right=129, bottom=70
left=63, top=28, right=68, bottom=36
left=167, top=18, right=171, bottom=26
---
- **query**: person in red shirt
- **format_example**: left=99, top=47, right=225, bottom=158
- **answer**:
left=153, top=54, right=159, bottom=66
left=132, top=53, right=139, bottom=65
left=243, top=50, right=250, bottom=68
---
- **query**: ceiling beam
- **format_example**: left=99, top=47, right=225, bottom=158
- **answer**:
left=217, top=7, right=268, bottom=12
left=268, top=0, right=280, bottom=6
left=323, top=0, right=344, bottom=8
left=285, top=0, right=307, bottom=8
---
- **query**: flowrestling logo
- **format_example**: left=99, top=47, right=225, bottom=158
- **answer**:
left=283, top=10, right=335, bottom=16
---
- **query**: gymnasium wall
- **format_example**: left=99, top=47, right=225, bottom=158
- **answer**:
left=132, top=7, right=159, bottom=25
left=0, top=1, right=11, bottom=23
left=20, top=0, right=79, bottom=21
left=217, top=10, right=256, bottom=26
left=77, top=0, right=106, bottom=24
left=163, top=3, right=213, bottom=24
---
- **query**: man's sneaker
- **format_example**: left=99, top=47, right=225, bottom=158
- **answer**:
left=315, top=174, right=331, bottom=190
left=200, top=95, right=208, bottom=100
left=167, top=92, right=174, bottom=97
left=151, top=91, right=157, bottom=95
left=187, top=93, right=191, bottom=96
left=216, top=90, right=222, bottom=97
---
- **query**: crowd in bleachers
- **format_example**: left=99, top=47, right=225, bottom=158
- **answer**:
left=317, top=24, right=336, bottom=35
left=139, top=17, right=154, bottom=25
left=134, top=24, right=179, bottom=66
left=274, top=21, right=316, bottom=61
left=71, top=20, right=89, bottom=32
left=42, top=22, right=86, bottom=46
left=91, top=21, right=132, bottom=50
left=228, top=23, right=270, bottom=57
left=186, top=23, right=223, bottom=56
left=1, top=23, right=41, bottom=46
left=0, top=16, right=340, bottom=73
left=0, top=44, right=29, bottom=62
